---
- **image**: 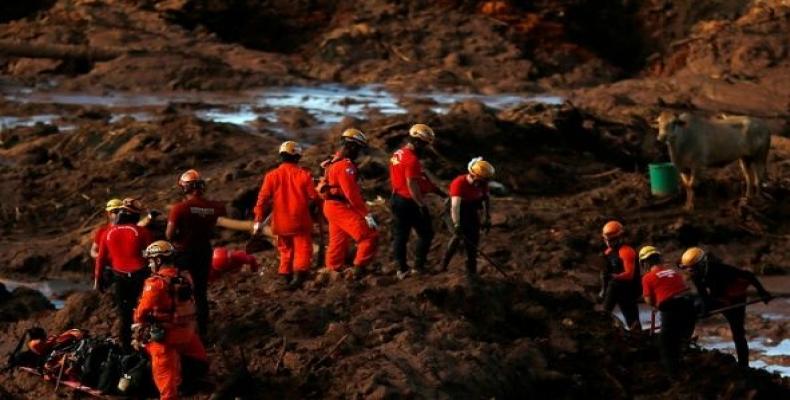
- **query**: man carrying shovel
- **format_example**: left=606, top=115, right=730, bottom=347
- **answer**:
left=680, top=247, right=773, bottom=367
left=440, top=157, right=495, bottom=280
left=639, top=246, right=697, bottom=374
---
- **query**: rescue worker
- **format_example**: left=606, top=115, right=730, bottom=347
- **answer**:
left=639, top=246, right=697, bottom=373
left=600, top=221, right=642, bottom=330
left=440, top=157, right=494, bottom=277
left=167, top=169, right=227, bottom=337
left=253, top=141, right=318, bottom=289
left=389, top=123, right=444, bottom=279
left=90, top=198, right=123, bottom=258
left=318, top=129, right=378, bottom=279
left=680, top=247, right=772, bottom=367
left=95, top=198, right=153, bottom=349
left=134, top=241, right=208, bottom=400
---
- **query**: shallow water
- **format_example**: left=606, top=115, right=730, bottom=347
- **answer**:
left=1, top=278, right=90, bottom=310
left=1, top=84, right=564, bottom=134
left=614, top=302, right=790, bottom=377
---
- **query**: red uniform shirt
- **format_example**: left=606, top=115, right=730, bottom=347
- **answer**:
left=642, top=265, right=689, bottom=307
left=253, top=162, right=318, bottom=235
left=606, top=245, right=637, bottom=282
left=95, top=224, right=153, bottom=278
left=168, top=196, right=226, bottom=251
left=92, top=223, right=111, bottom=247
left=389, top=146, right=436, bottom=199
left=325, top=157, right=368, bottom=216
left=449, top=174, right=488, bottom=204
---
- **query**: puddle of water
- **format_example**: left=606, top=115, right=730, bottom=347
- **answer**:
left=697, top=336, right=790, bottom=377
left=2, top=84, right=565, bottom=136
left=1, top=278, right=90, bottom=310
left=0, top=114, right=60, bottom=130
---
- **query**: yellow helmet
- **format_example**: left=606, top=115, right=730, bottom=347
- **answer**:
left=279, top=141, right=303, bottom=156
left=143, top=240, right=176, bottom=259
left=341, top=128, right=368, bottom=147
left=638, top=245, right=660, bottom=261
left=681, top=247, right=706, bottom=269
left=105, top=198, right=123, bottom=212
left=468, top=157, right=495, bottom=179
left=409, top=124, right=435, bottom=144
left=602, top=221, right=624, bottom=240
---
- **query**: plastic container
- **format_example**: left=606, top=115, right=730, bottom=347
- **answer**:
left=648, top=163, right=680, bottom=197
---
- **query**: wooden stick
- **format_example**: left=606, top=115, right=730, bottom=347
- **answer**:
left=310, top=334, right=349, bottom=372
left=274, top=337, right=287, bottom=373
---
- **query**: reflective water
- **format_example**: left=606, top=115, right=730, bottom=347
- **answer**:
left=1, top=84, right=564, bottom=133
left=1, top=278, right=90, bottom=310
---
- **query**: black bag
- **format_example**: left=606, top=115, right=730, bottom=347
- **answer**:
left=118, top=352, right=156, bottom=396
left=96, top=350, right=122, bottom=394
left=75, top=338, right=119, bottom=387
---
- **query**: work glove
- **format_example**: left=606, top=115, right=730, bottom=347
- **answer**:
left=252, top=221, right=263, bottom=236
left=365, top=214, right=378, bottom=230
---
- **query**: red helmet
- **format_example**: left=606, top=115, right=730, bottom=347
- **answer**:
left=212, top=247, right=230, bottom=271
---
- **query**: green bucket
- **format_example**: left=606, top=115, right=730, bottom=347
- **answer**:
left=648, top=163, right=679, bottom=197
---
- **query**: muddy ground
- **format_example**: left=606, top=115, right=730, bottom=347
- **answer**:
left=1, top=0, right=789, bottom=399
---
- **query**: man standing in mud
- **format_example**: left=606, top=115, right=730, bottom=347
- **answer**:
left=389, top=123, right=445, bottom=280
left=440, top=157, right=495, bottom=278
left=681, top=247, right=772, bottom=367
left=90, top=198, right=122, bottom=259
left=253, top=141, right=318, bottom=289
left=600, top=221, right=642, bottom=331
left=167, top=169, right=227, bottom=337
left=639, top=246, right=696, bottom=373
left=95, top=198, right=153, bottom=350
left=318, top=129, right=379, bottom=279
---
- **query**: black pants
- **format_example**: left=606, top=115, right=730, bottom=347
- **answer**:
left=112, top=269, right=149, bottom=349
left=176, top=246, right=212, bottom=337
left=390, top=194, right=434, bottom=272
left=721, top=300, right=748, bottom=367
left=441, top=212, right=480, bottom=273
left=603, top=280, right=641, bottom=330
left=658, top=295, right=697, bottom=372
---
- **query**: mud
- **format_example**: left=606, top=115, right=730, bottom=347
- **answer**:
left=1, top=0, right=789, bottom=398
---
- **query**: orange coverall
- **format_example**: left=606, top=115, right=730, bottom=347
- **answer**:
left=134, top=267, right=207, bottom=400
left=322, top=157, right=378, bottom=270
left=253, top=162, right=318, bottom=275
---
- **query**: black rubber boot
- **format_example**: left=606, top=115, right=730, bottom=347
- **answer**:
left=288, top=272, right=307, bottom=290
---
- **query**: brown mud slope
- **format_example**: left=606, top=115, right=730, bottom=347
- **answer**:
left=1, top=0, right=790, bottom=398
left=1, top=99, right=790, bottom=398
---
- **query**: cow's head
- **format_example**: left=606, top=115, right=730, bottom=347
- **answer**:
left=655, top=111, right=687, bottom=143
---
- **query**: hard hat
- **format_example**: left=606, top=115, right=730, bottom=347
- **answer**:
left=409, top=123, right=435, bottom=144
left=105, top=198, right=123, bottom=212
left=468, top=157, right=495, bottom=179
left=681, top=247, right=706, bottom=268
left=341, top=128, right=368, bottom=147
left=120, top=198, right=143, bottom=214
left=602, top=221, right=624, bottom=240
left=143, top=240, right=176, bottom=259
left=279, top=141, right=303, bottom=156
left=178, top=169, right=203, bottom=187
left=638, top=245, right=660, bottom=261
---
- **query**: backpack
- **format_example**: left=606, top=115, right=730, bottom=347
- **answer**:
left=41, top=329, right=88, bottom=381
left=74, top=337, right=120, bottom=387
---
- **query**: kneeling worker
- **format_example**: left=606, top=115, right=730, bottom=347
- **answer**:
left=639, top=246, right=696, bottom=373
left=134, top=241, right=208, bottom=400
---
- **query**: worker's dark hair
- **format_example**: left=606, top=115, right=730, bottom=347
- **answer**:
left=280, top=153, right=301, bottom=163
left=115, top=209, right=141, bottom=225
left=644, top=253, right=662, bottom=266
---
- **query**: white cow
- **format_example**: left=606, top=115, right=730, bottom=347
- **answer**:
left=655, top=111, right=771, bottom=210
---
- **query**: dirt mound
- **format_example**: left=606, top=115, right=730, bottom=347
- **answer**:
left=0, top=286, right=53, bottom=323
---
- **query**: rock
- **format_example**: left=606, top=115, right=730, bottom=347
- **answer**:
left=276, top=107, right=318, bottom=130
left=0, top=287, right=53, bottom=322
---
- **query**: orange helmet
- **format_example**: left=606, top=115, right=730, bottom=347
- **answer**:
left=143, top=240, right=176, bottom=259
left=468, top=157, right=495, bottom=179
left=681, top=247, right=706, bottom=269
left=179, top=169, right=202, bottom=186
left=602, top=221, right=624, bottom=240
